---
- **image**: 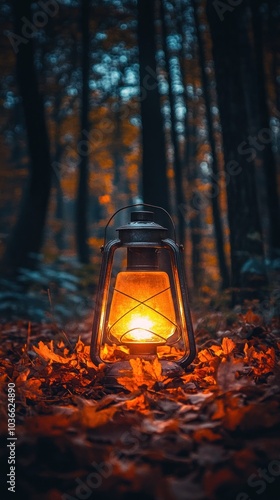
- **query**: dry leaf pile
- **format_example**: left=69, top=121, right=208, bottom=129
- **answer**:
left=0, top=309, right=280, bottom=500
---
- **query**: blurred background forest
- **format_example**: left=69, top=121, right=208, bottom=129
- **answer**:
left=0, top=0, right=279, bottom=323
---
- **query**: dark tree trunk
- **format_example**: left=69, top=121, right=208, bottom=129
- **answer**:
left=192, top=0, right=229, bottom=289
left=160, top=0, right=185, bottom=244
left=267, top=0, right=280, bottom=113
left=187, top=101, right=203, bottom=289
left=113, top=98, right=131, bottom=205
left=206, top=1, right=266, bottom=295
left=2, top=0, right=52, bottom=273
left=76, top=0, right=90, bottom=264
left=250, top=0, right=280, bottom=257
left=175, top=0, right=189, bottom=147
left=113, top=103, right=122, bottom=188
left=137, top=0, right=170, bottom=213
left=175, top=1, right=198, bottom=288
left=51, top=91, right=65, bottom=251
left=190, top=212, right=202, bottom=289
left=53, top=143, right=64, bottom=251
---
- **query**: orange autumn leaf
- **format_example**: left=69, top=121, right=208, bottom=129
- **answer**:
left=243, top=342, right=255, bottom=363
left=198, top=349, right=215, bottom=362
left=242, top=309, right=262, bottom=325
left=16, top=368, right=31, bottom=383
left=142, top=356, right=162, bottom=380
left=33, top=341, right=76, bottom=364
left=76, top=344, right=98, bottom=370
left=117, top=357, right=164, bottom=392
left=222, top=395, right=253, bottom=431
left=125, top=393, right=148, bottom=412
left=211, top=399, right=225, bottom=420
left=100, top=343, right=129, bottom=362
left=221, top=337, right=236, bottom=355
left=193, top=428, right=222, bottom=442
left=15, top=368, right=43, bottom=399
left=203, top=375, right=217, bottom=385
left=243, top=343, right=275, bottom=375
left=157, top=345, right=185, bottom=359
left=20, top=378, right=43, bottom=400
left=117, top=374, right=138, bottom=393
left=117, top=358, right=146, bottom=392
left=79, top=405, right=117, bottom=428
left=210, top=337, right=236, bottom=357
left=130, top=357, right=146, bottom=385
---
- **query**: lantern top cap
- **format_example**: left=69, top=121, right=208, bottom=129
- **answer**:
left=131, top=211, right=154, bottom=222
left=117, top=210, right=166, bottom=231
left=116, top=209, right=168, bottom=245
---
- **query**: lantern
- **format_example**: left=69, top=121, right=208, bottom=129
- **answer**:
left=90, top=205, right=196, bottom=375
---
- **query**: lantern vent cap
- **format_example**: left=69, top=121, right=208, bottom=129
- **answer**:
left=116, top=210, right=168, bottom=246
left=131, top=211, right=154, bottom=222
left=117, top=210, right=167, bottom=232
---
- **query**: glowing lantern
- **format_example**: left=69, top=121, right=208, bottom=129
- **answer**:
left=90, top=205, right=196, bottom=373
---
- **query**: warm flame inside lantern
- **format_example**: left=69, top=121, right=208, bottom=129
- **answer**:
left=90, top=206, right=196, bottom=369
left=108, top=271, right=176, bottom=348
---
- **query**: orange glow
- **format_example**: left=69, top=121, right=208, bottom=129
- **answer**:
left=99, top=194, right=111, bottom=204
left=107, top=271, right=176, bottom=344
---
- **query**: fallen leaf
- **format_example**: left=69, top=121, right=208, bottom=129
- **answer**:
left=80, top=405, right=117, bottom=428
left=243, top=309, right=262, bottom=325
left=198, top=349, right=215, bottom=362
left=33, top=341, right=76, bottom=364
left=210, top=337, right=235, bottom=357
left=221, top=337, right=236, bottom=355
left=193, top=428, right=222, bottom=442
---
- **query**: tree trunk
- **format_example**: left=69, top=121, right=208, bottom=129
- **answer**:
left=53, top=142, right=64, bottom=251
left=206, top=0, right=266, bottom=296
left=250, top=0, right=280, bottom=257
left=76, top=0, right=90, bottom=264
left=51, top=90, right=65, bottom=251
left=160, top=0, right=185, bottom=244
left=188, top=100, right=203, bottom=289
left=2, top=0, right=52, bottom=273
left=175, top=0, right=189, bottom=160
left=137, top=0, right=170, bottom=213
left=192, top=0, right=229, bottom=289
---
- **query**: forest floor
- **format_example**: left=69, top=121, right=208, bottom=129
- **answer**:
left=0, top=305, right=280, bottom=500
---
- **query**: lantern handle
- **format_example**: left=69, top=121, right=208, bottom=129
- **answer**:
left=103, top=203, right=177, bottom=246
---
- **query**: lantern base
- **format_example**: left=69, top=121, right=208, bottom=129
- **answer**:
left=102, top=358, right=184, bottom=389
left=126, top=343, right=159, bottom=355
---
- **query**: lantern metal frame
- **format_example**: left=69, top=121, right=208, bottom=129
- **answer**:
left=90, top=204, right=196, bottom=370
